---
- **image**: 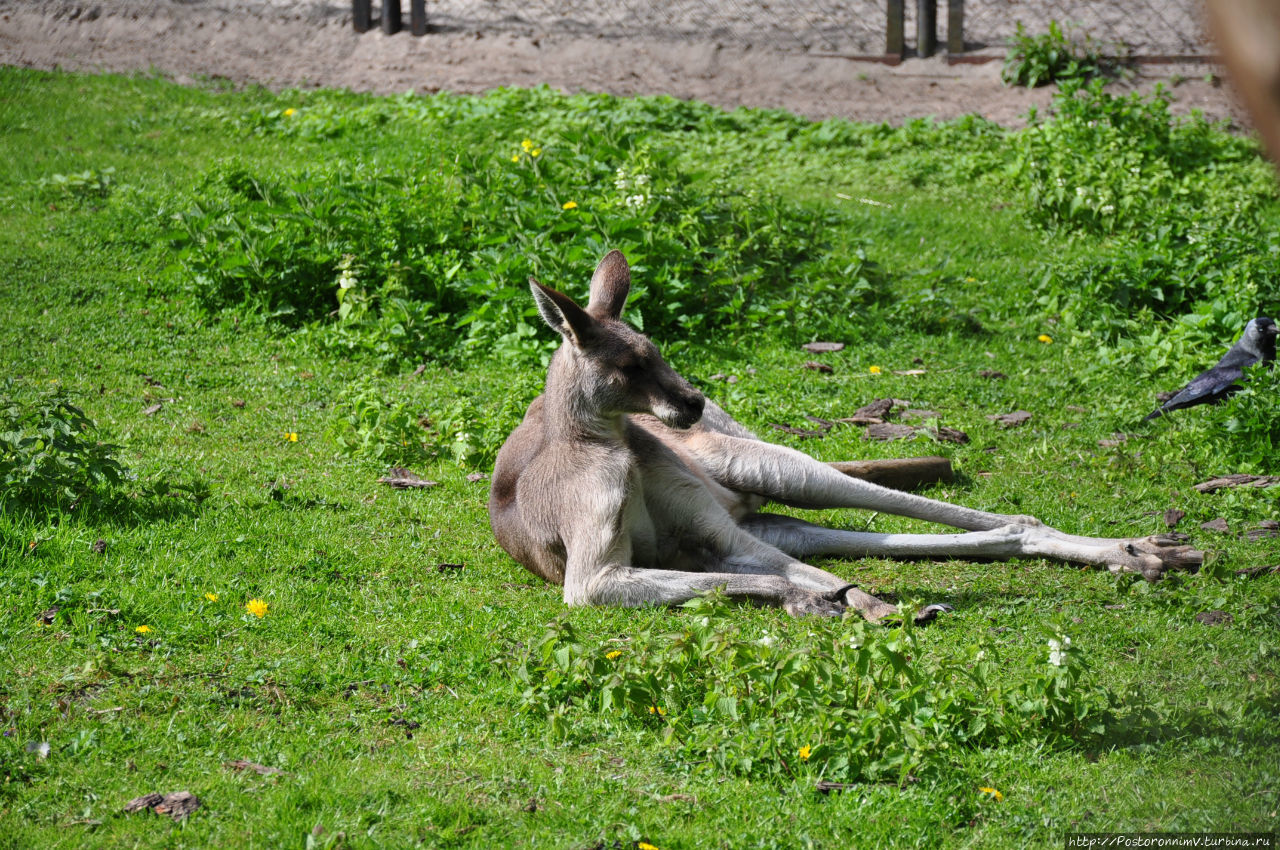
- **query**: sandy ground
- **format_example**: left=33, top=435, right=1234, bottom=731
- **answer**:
left=0, top=0, right=1247, bottom=127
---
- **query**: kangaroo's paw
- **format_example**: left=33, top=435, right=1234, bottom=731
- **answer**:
left=837, top=586, right=899, bottom=624
left=865, top=601, right=954, bottom=628
left=914, top=603, right=954, bottom=624
left=1105, top=537, right=1205, bottom=581
left=783, top=588, right=845, bottom=618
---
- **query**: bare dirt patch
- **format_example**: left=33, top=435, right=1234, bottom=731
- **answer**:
left=0, top=0, right=1248, bottom=126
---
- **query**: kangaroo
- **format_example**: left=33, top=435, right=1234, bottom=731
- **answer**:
left=488, top=251, right=1204, bottom=621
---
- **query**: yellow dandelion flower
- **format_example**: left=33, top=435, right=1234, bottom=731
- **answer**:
left=562, top=201, right=578, bottom=210
left=521, top=138, right=533, bottom=151
left=798, top=744, right=812, bottom=760
left=638, top=843, right=660, bottom=850
left=284, top=432, right=298, bottom=442
left=979, top=786, right=1004, bottom=802
left=245, top=598, right=269, bottom=618
left=531, top=148, right=541, bottom=157
left=511, top=154, right=520, bottom=162
left=135, top=625, right=152, bottom=634
left=606, top=650, right=622, bottom=660
left=869, top=365, right=881, bottom=375
left=283, top=108, right=296, bottom=117
left=647, top=705, right=666, bottom=716
left=1037, top=334, right=1053, bottom=344
left=204, top=592, right=218, bottom=602
left=965, top=276, right=977, bottom=283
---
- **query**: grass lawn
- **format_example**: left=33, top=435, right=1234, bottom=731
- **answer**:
left=1, top=68, right=1278, bottom=848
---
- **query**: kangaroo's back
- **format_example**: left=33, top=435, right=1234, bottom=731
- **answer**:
left=488, top=394, right=570, bottom=584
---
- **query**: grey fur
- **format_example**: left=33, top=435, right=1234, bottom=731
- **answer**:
left=490, top=252, right=1204, bottom=620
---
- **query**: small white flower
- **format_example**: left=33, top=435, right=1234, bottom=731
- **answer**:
left=975, top=650, right=986, bottom=662
left=757, top=634, right=775, bottom=647
left=626, top=194, right=647, bottom=209
left=1075, top=186, right=1089, bottom=197
left=1048, top=635, right=1071, bottom=667
left=336, top=254, right=358, bottom=289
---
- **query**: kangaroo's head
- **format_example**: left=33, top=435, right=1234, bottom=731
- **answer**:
left=531, top=251, right=705, bottom=430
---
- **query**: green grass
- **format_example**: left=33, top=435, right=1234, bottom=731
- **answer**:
left=1, top=68, right=1278, bottom=848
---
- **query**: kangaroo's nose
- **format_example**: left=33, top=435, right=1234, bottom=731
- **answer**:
left=673, top=391, right=704, bottom=429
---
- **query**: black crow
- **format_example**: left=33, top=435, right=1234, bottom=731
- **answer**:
left=1144, top=316, right=1278, bottom=421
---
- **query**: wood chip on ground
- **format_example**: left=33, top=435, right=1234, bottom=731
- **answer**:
left=928, top=426, right=970, bottom=444
left=987, top=410, right=1032, bottom=428
left=1194, top=610, right=1233, bottom=626
left=1193, top=474, right=1280, bottom=493
left=863, top=423, right=917, bottom=441
left=124, top=791, right=202, bottom=820
left=378, top=468, right=439, bottom=489
left=769, top=423, right=826, bottom=438
left=225, top=760, right=289, bottom=776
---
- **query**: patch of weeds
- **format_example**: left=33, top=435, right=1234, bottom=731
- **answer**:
left=517, top=594, right=1125, bottom=784
left=1035, top=228, right=1280, bottom=338
left=0, top=381, right=127, bottom=512
left=328, top=374, right=535, bottom=469
left=165, top=162, right=467, bottom=329
left=1002, top=21, right=1117, bottom=88
left=329, top=378, right=434, bottom=466
left=33, top=167, right=115, bottom=204
left=156, top=95, right=875, bottom=364
left=1013, top=81, right=1274, bottom=237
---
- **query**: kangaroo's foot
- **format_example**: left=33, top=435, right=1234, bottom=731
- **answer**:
left=1101, top=536, right=1204, bottom=580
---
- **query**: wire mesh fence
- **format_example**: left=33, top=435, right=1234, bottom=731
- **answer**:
left=960, top=1, right=1211, bottom=58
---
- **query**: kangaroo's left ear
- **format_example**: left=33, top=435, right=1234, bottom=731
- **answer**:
left=530, top=278, right=600, bottom=349
left=586, top=250, right=631, bottom=320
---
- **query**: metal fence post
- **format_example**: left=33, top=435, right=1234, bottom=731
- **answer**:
left=382, top=0, right=401, bottom=34
left=410, top=0, right=427, bottom=35
left=917, top=0, right=936, bottom=57
left=947, top=0, right=963, bottom=55
left=886, top=0, right=905, bottom=59
left=352, top=0, right=371, bottom=33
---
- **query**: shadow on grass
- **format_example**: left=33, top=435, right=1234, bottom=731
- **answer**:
left=4, top=478, right=211, bottom=529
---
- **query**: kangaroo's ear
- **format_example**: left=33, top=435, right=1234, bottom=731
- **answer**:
left=586, top=250, right=631, bottom=320
left=530, top=278, right=600, bottom=348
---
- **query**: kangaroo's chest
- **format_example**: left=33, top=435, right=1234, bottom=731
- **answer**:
left=622, top=456, right=727, bottom=571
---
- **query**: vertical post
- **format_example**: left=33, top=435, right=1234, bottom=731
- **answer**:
left=382, top=0, right=401, bottom=34
left=917, top=0, right=936, bottom=57
left=352, top=0, right=371, bottom=33
left=410, top=0, right=427, bottom=35
left=947, top=0, right=963, bottom=55
left=886, top=0, right=905, bottom=58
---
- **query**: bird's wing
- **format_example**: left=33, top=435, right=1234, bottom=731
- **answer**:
left=1159, top=364, right=1244, bottom=411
